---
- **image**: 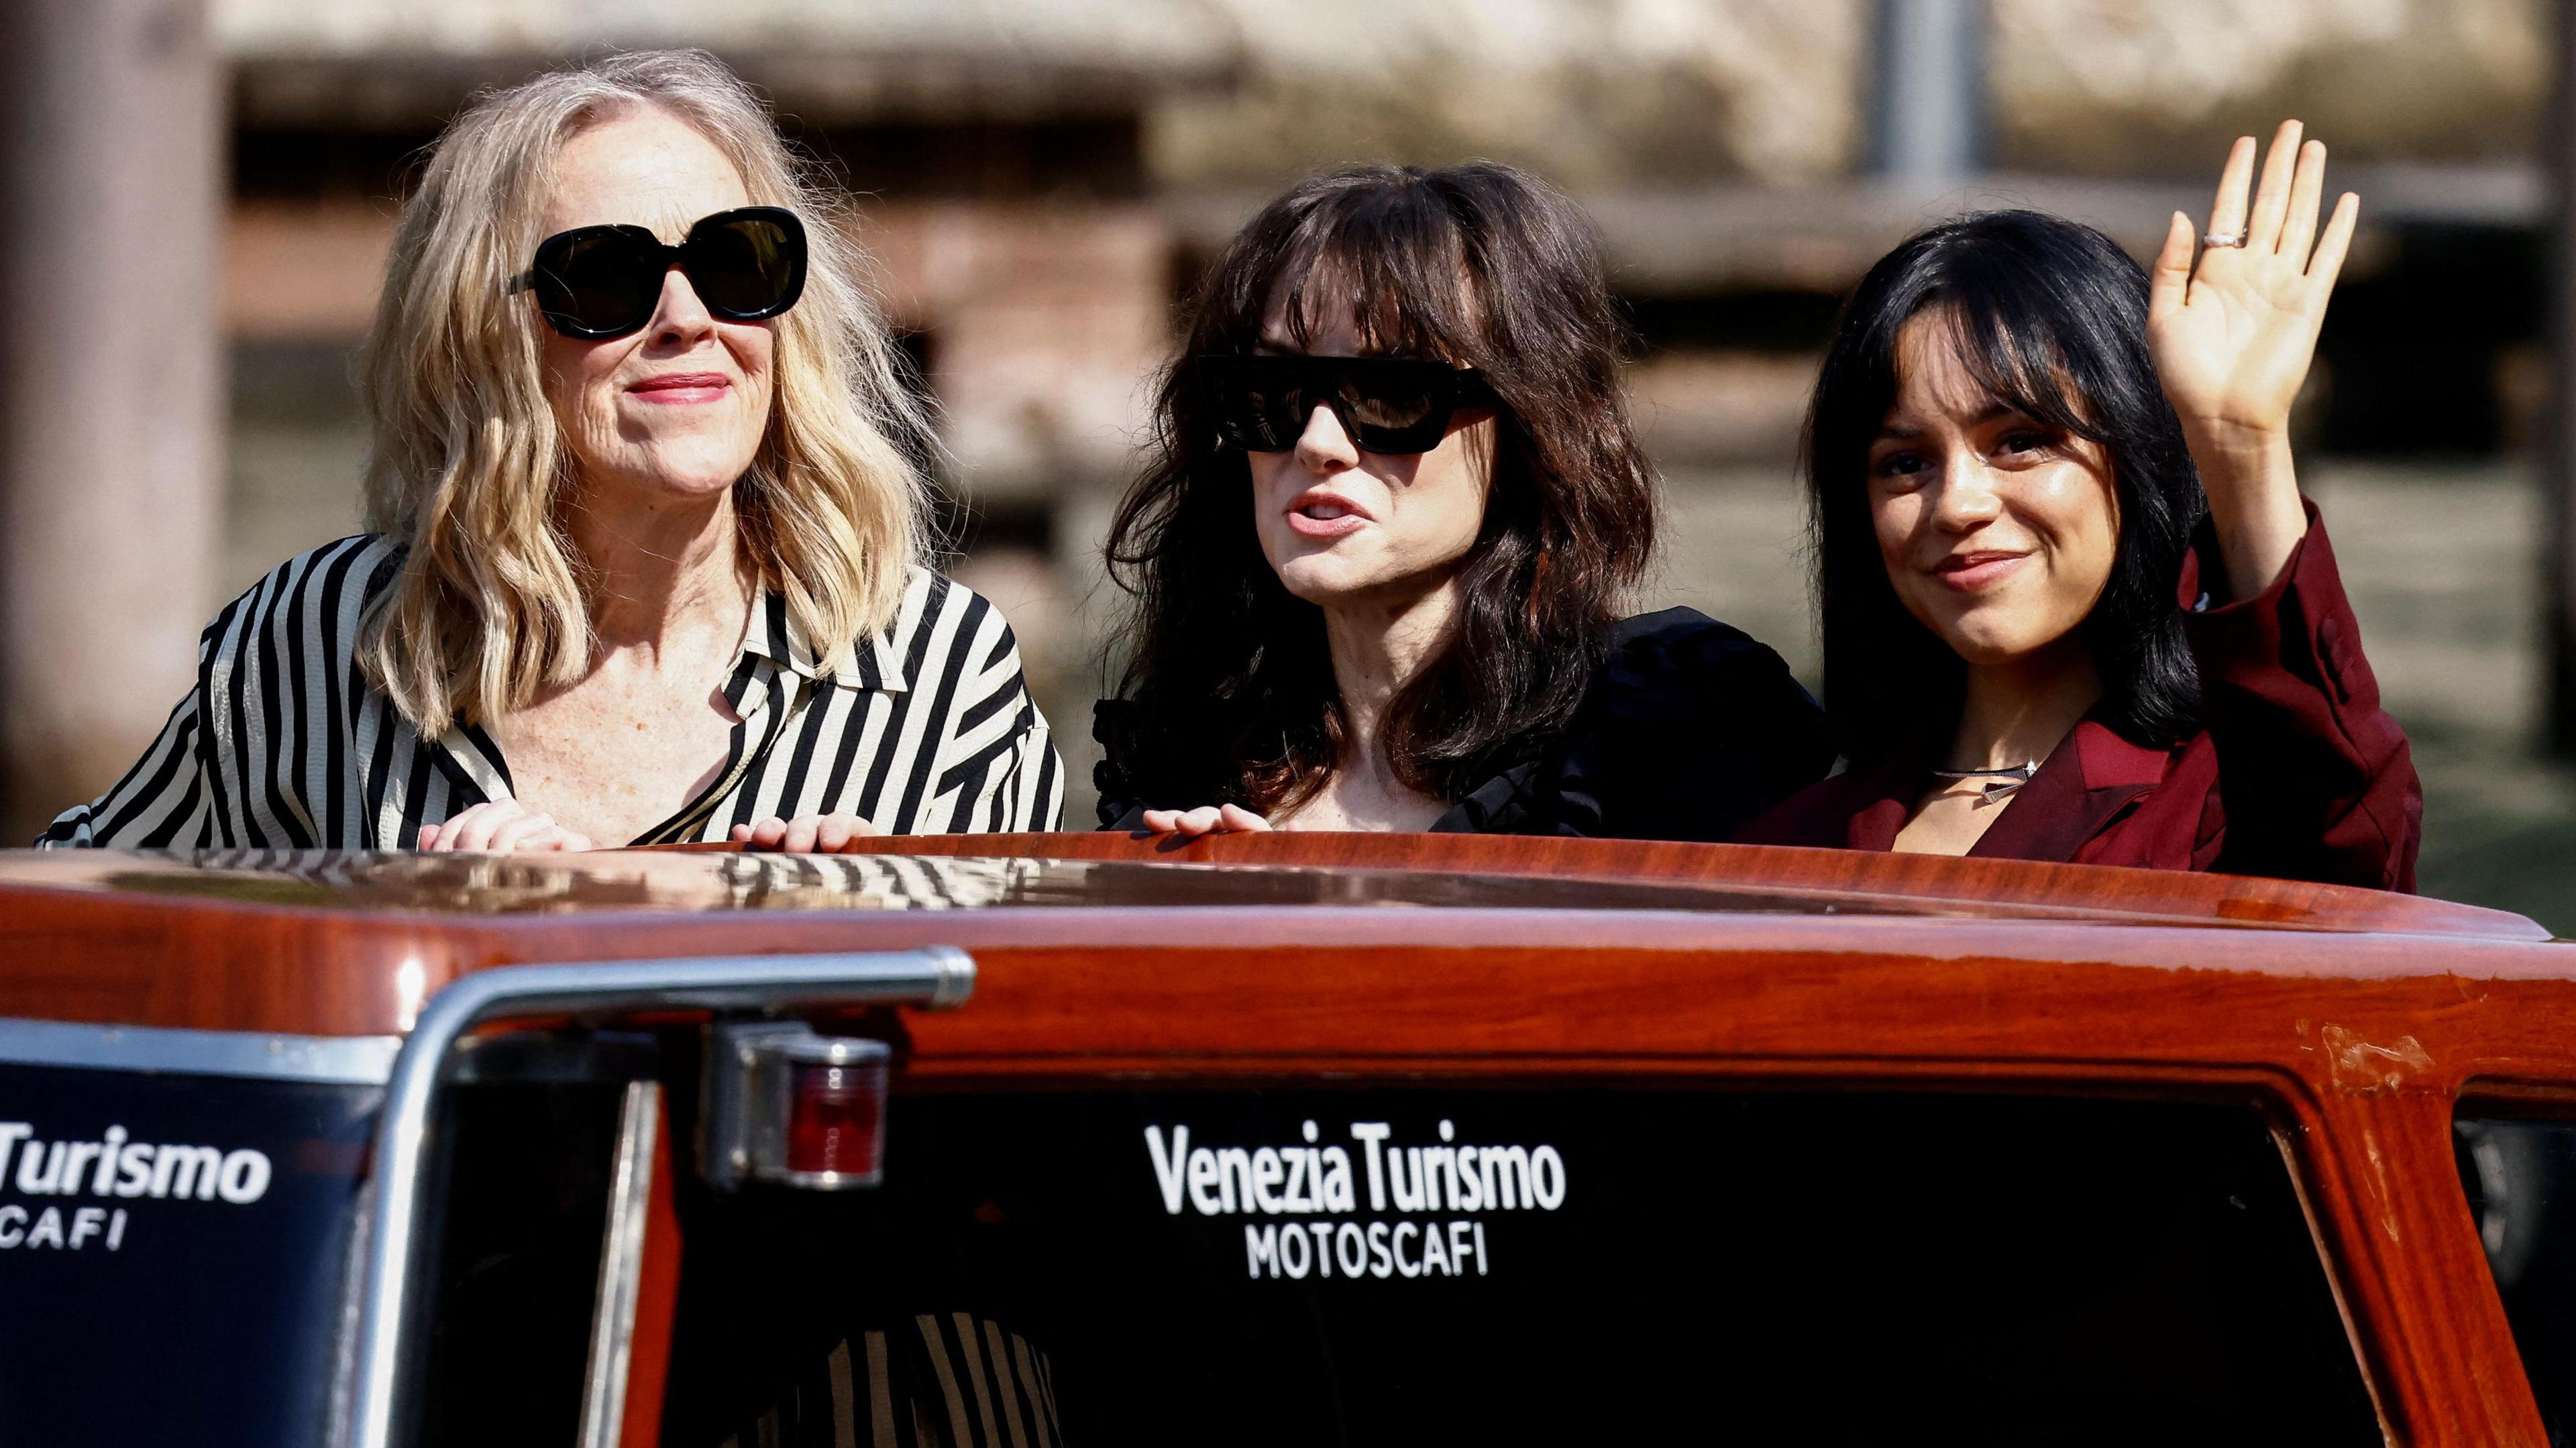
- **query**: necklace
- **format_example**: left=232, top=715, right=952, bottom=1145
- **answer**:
left=1929, top=760, right=2039, bottom=802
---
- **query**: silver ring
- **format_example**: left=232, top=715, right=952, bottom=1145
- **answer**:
left=2202, top=230, right=2247, bottom=248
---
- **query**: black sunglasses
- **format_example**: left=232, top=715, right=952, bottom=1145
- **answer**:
left=1197, top=354, right=1499, bottom=455
left=511, top=206, right=808, bottom=340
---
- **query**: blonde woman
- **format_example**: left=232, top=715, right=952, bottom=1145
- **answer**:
left=41, top=50, right=1064, bottom=851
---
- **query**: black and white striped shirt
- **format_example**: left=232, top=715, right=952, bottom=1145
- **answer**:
left=38, top=535, right=1065, bottom=848
left=718, top=1313, right=1063, bottom=1448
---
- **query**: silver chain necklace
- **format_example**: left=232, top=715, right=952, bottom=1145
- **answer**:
left=1929, top=761, right=2039, bottom=801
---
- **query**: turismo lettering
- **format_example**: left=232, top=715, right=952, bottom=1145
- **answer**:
left=0, top=1123, right=272, bottom=1205
left=1145, top=1119, right=1566, bottom=1217
left=1144, top=1119, right=1566, bottom=1280
left=0, top=1122, right=274, bottom=1254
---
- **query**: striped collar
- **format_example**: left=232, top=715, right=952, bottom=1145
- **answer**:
left=736, top=583, right=913, bottom=694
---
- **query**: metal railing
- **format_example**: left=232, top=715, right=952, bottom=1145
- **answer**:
left=335, top=948, right=975, bottom=1448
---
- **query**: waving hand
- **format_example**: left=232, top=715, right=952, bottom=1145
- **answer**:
left=2147, top=119, right=2359, bottom=600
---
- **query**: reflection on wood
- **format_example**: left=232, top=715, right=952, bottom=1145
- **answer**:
left=796, top=830, right=2546, bottom=940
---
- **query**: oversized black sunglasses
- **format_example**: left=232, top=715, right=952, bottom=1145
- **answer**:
left=511, top=205, right=808, bottom=339
left=1197, top=353, right=1499, bottom=455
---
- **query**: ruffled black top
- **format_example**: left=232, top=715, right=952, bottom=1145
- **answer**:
left=1093, top=608, right=1833, bottom=840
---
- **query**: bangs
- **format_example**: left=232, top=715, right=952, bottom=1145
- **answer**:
left=1254, top=188, right=1485, bottom=364
left=1904, top=292, right=2110, bottom=445
left=1805, top=208, right=2205, bottom=762
left=1114, top=160, right=1659, bottom=816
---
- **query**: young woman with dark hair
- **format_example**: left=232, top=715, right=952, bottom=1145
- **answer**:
left=1095, top=162, right=1829, bottom=838
left=1742, top=122, right=2419, bottom=888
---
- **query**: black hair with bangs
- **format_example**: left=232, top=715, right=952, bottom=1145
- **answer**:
left=1097, top=161, right=1658, bottom=818
left=1806, top=209, right=2205, bottom=768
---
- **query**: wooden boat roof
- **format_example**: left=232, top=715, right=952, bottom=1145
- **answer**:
left=0, top=834, right=2555, bottom=1042
left=0, top=834, right=2543, bottom=937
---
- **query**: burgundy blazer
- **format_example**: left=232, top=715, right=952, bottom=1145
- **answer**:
left=1737, top=505, right=2421, bottom=891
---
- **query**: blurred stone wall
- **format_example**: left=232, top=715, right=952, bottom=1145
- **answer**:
left=1990, top=0, right=2548, bottom=173
left=1142, top=0, right=2551, bottom=191
left=1151, top=0, right=1868, bottom=188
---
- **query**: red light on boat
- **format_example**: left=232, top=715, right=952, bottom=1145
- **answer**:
left=782, top=1054, right=886, bottom=1181
left=727, top=1033, right=892, bottom=1190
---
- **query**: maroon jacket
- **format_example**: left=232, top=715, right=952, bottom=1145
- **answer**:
left=1738, top=505, right=2421, bottom=891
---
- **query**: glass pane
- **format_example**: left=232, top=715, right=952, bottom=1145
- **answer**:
left=668, top=1089, right=2377, bottom=1447
left=2454, top=1111, right=2576, bottom=1437
left=415, top=1079, right=629, bottom=1446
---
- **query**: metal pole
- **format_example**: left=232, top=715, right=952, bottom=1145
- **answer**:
left=0, top=0, right=225, bottom=839
left=2549, top=0, right=2576, bottom=757
left=1873, top=0, right=1987, bottom=182
left=339, top=948, right=976, bottom=1448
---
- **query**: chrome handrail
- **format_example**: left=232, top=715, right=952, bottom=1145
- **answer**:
left=335, top=948, right=975, bottom=1448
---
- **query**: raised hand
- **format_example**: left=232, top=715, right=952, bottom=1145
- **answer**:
left=2148, top=119, right=2358, bottom=600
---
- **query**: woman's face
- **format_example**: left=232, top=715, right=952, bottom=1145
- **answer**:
left=535, top=107, right=776, bottom=508
left=1867, top=313, right=2120, bottom=667
left=1246, top=292, right=1497, bottom=610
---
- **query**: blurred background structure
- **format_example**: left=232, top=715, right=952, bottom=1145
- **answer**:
left=2, top=0, right=2571, bottom=927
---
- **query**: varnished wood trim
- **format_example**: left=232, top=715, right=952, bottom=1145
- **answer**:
left=765, top=832, right=2550, bottom=941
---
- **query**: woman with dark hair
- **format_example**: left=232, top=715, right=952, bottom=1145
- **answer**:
left=1743, top=122, right=2418, bottom=888
left=1095, top=162, right=1829, bottom=838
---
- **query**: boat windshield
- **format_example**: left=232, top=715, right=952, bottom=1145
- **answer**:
left=660, top=1085, right=2379, bottom=1446
left=2454, top=1108, right=2576, bottom=1439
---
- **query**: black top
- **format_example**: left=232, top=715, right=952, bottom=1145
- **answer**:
left=1093, top=608, right=1832, bottom=840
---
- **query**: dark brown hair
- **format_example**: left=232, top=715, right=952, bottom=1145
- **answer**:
left=1100, top=162, right=1658, bottom=816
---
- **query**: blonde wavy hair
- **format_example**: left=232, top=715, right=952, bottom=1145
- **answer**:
left=357, top=49, right=930, bottom=736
